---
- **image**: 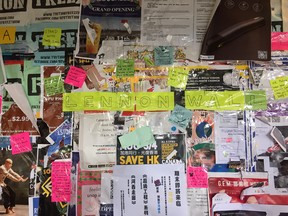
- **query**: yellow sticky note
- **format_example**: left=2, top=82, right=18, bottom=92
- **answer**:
left=136, top=92, right=174, bottom=111
left=270, top=76, right=288, bottom=99
left=43, top=28, right=62, bottom=46
left=168, top=67, right=189, bottom=89
left=0, top=26, right=16, bottom=44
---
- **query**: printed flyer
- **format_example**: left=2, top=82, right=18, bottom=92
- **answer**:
left=116, top=134, right=185, bottom=165
left=76, top=0, right=141, bottom=59
left=113, top=164, right=187, bottom=216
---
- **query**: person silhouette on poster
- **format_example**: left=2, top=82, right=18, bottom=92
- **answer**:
left=0, top=159, right=28, bottom=214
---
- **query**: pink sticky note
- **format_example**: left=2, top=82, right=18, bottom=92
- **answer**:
left=0, top=95, right=2, bottom=114
left=10, top=132, right=32, bottom=155
left=64, top=66, right=87, bottom=88
left=187, top=166, right=208, bottom=188
left=51, top=161, right=71, bottom=202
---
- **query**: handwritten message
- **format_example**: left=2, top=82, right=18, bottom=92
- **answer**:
left=64, top=66, right=87, bottom=88
left=168, top=67, right=189, bottom=89
left=154, top=46, right=174, bottom=66
left=187, top=166, right=208, bottom=188
left=10, top=132, right=32, bottom=155
left=116, top=59, right=135, bottom=77
left=270, top=76, right=288, bottom=99
left=42, top=28, right=62, bottom=47
left=44, top=75, right=65, bottom=96
left=51, top=161, right=72, bottom=202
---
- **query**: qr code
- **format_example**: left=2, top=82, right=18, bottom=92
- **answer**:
left=258, top=50, right=268, bottom=59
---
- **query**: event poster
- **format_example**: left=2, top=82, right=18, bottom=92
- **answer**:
left=113, top=164, right=187, bottom=216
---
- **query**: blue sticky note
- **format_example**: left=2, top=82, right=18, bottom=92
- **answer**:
left=169, top=104, right=193, bottom=128
left=119, top=130, right=140, bottom=148
left=154, top=46, right=174, bottom=66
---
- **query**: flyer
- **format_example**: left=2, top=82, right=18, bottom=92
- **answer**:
left=113, top=164, right=187, bottom=216
left=116, top=134, right=185, bottom=165
left=214, top=111, right=246, bottom=164
left=79, top=113, right=116, bottom=171
left=76, top=0, right=141, bottom=59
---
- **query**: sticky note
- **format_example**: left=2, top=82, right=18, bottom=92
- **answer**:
left=0, top=27, right=16, bottom=44
left=136, top=92, right=174, bottom=111
left=245, top=90, right=267, bottom=110
left=168, top=67, right=189, bottom=89
left=10, top=132, right=32, bottom=155
left=116, top=59, right=135, bottom=77
left=169, top=104, right=192, bottom=128
left=42, top=28, right=62, bottom=47
left=44, top=75, right=65, bottom=96
left=64, top=66, right=87, bottom=88
left=270, top=76, right=288, bottom=99
left=154, top=46, right=174, bottom=66
left=51, top=161, right=71, bottom=202
left=187, top=166, right=208, bottom=188
left=0, top=95, right=2, bottom=114
left=119, top=126, right=155, bottom=148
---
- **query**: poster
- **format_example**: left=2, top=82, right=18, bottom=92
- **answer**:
left=116, top=134, right=185, bottom=165
left=113, top=164, right=187, bottom=216
left=76, top=0, right=141, bottom=59
left=79, top=113, right=116, bottom=171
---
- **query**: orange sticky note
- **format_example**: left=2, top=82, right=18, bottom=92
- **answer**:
left=0, top=26, right=16, bottom=44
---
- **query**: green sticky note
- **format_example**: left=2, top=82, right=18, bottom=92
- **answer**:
left=168, top=67, right=189, bottom=89
left=44, top=75, right=64, bottom=96
left=43, top=28, right=62, bottom=47
left=154, top=46, right=174, bottom=66
left=119, top=126, right=155, bottom=148
left=270, top=76, right=288, bottom=99
left=116, top=59, right=135, bottom=77
left=245, top=90, right=267, bottom=110
left=136, top=126, right=155, bottom=148
left=119, top=130, right=140, bottom=148
left=136, top=92, right=174, bottom=111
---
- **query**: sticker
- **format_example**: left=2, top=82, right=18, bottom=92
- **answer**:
left=64, top=66, right=87, bottom=88
left=44, top=75, right=65, bottom=96
left=51, top=161, right=71, bottom=202
left=168, top=67, right=189, bottom=89
left=0, top=95, right=2, bottom=114
left=270, top=76, right=288, bottom=99
left=42, top=28, right=62, bottom=47
left=116, top=59, right=135, bottom=77
left=187, top=166, right=208, bottom=188
left=10, top=132, right=32, bottom=155
left=119, top=126, right=155, bottom=148
left=169, top=104, right=192, bottom=128
left=0, top=26, right=16, bottom=44
left=154, top=46, right=174, bottom=66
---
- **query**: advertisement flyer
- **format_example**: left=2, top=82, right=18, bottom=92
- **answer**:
left=113, top=164, right=187, bottom=216
left=79, top=113, right=117, bottom=171
left=76, top=0, right=141, bottom=59
left=116, top=134, right=185, bottom=165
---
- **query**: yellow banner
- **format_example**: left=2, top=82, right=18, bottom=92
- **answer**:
left=63, top=92, right=135, bottom=111
left=185, top=90, right=245, bottom=110
left=136, top=92, right=174, bottom=111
